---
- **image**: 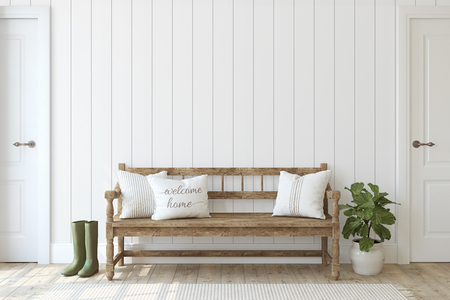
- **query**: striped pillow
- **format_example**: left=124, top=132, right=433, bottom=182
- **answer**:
left=272, top=170, right=332, bottom=219
left=116, top=170, right=167, bottom=219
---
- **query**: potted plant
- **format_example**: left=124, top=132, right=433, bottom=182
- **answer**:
left=339, top=182, right=399, bottom=275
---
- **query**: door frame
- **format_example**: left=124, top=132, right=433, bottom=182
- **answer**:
left=397, top=6, right=450, bottom=264
left=0, top=6, right=51, bottom=264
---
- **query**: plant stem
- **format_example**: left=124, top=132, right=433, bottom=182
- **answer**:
left=368, top=222, right=372, bottom=239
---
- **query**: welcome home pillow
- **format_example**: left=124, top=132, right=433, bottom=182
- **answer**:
left=116, top=170, right=167, bottom=219
left=272, top=170, right=332, bottom=220
left=151, top=175, right=210, bottom=221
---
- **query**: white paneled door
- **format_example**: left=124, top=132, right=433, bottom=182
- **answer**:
left=0, top=18, right=39, bottom=262
left=410, top=15, right=450, bottom=262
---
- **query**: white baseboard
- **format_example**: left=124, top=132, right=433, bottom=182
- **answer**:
left=51, top=242, right=398, bottom=264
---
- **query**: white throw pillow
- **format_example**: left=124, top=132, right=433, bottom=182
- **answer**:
left=272, top=170, right=332, bottom=220
left=151, top=175, right=210, bottom=221
left=116, top=170, right=167, bottom=219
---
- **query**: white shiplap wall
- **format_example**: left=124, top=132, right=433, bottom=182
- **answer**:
left=5, top=0, right=447, bottom=263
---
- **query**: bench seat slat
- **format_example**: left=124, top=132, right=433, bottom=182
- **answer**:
left=114, top=226, right=332, bottom=237
left=112, top=213, right=332, bottom=228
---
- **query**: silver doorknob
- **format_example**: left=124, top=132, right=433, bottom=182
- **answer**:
left=412, top=140, right=435, bottom=148
left=13, top=140, right=36, bottom=148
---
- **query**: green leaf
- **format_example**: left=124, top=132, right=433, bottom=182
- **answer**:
left=372, top=224, right=391, bottom=242
left=353, top=192, right=375, bottom=209
left=355, top=209, right=373, bottom=220
left=371, top=206, right=384, bottom=224
left=339, top=204, right=355, bottom=211
left=378, top=197, right=398, bottom=206
left=346, top=182, right=365, bottom=198
left=342, top=217, right=363, bottom=239
left=359, top=224, right=370, bottom=238
left=368, top=183, right=379, bottom=199
left=359, top=237, right=375, bottom=252
left=381, top=211, right=396, bottom=225
left=372, top=206, right=396, bottom=225
left=344, top=209, right=355, bottom=217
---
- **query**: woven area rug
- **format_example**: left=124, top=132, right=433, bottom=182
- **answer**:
left=38, top=283, right=414, bottom=300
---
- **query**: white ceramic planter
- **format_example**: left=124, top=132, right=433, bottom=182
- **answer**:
left=349, top=239, right=385, bottom=275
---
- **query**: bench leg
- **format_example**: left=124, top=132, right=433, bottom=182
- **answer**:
left=331, top=226, right=340, bottom=280
left=118, top=236, right=124, bottom=266
left=322, top=237, right=328, bottom=266
left=106, top=225, right=115, bottom=281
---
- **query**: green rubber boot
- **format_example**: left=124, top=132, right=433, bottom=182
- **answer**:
left=61, top=220, right=87, bottom=276
left=78, top=221, right=99, bottom=277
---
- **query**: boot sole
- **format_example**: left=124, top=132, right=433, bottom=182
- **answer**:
left=61, top=273, right=79, bottom=277
left=78, top=268, right=99, bottom=278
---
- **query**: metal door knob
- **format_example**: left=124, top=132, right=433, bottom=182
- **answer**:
left=412, top=140, right=435, bottom=148
left=13, top=140, right=36, bottom=148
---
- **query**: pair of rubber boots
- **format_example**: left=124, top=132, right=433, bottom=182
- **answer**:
left=61, top=220, right=99, bottom=277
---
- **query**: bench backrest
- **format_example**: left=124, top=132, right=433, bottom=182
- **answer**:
left=116, top=163, right=329, bottom=215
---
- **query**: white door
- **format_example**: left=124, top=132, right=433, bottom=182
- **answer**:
left=410, top=16, right=450, bottom=262
left=0, top=18, right=39, bottom=262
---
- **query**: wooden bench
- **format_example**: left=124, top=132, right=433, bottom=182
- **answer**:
left=104, top=163, right=341, bottom=281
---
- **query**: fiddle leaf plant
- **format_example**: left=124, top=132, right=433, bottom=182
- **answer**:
left=339, top=182, right=399, bottom=252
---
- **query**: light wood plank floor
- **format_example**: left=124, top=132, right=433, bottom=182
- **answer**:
left=0, top=263, right=449, bottom=299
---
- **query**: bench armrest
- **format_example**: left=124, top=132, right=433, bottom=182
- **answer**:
left=326, top=189, right=341, bottom=223
left=105, top=184, right=121, bottom=222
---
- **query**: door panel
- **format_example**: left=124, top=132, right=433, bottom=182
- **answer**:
left=424, top=181, right=450, bottom=235
left=0, top=19, right=38, bottom=262
left=426, top=35, right=450, bottom=166
left=410, top=18, right=450, bottom=262
left=0, top=37, right=21, bottom=163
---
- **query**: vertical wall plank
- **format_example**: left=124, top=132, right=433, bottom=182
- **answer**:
left=313, top=0, right=335, bottom=245
left=233, top=0, right=253, bottom=169
left=193, top=0, right=213, bottom=169
left=375, top=0, right=396, bottom=244
left=397, top=0, right=416, bottom=5
left=130, top=0, right=154, bottom=248
left=111, top=0, right=132, bottom=184
left=152, top=0, right=173, bottom=169
left=416, top=0, right=436, bottom=5
left=172, top=0, right=193, bottom=244
left=173, top=0, right=193, bottom=168
left=233, top=0, right=254, bottom=244
left=294, top=0, right=315, bottom=244
left=0, top=1, right=10, bottom=5
left=152, top=0, right=173, bottom=244
left=213, top=0, right=233, bottom=213
left=71, top=0, right=92, bottom=221
left=437, top=0, right=450, bottom=5
left=31, top=0, right=49, bottom=5
left=233, top=0, right=253, bottom=213
left=335, top=0, right=355, bottom=243
left=253, top=0, right=274, bottom=244
left=273, top=0, right=294, bottom=244
left=132, top=0, right=152, bottom=167
left=314, top=0, right=334, bottom=188
left=253, top=0, right=274, bottom=172
left=92, top=0, right=112, bottom=245
left=11, top=0, right=30, bottom=5
left=273, top=0, right=294, bottom=168
left=355, top=0, right=375, bottom=183
left=192, top=0, right=213, bottom=244
left=51, top=0, right=71, bottom=244
left=294, top=0, right=315, bottom=168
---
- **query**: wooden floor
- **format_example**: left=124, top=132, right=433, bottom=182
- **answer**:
left=0, top=263, right=449, bottom=299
